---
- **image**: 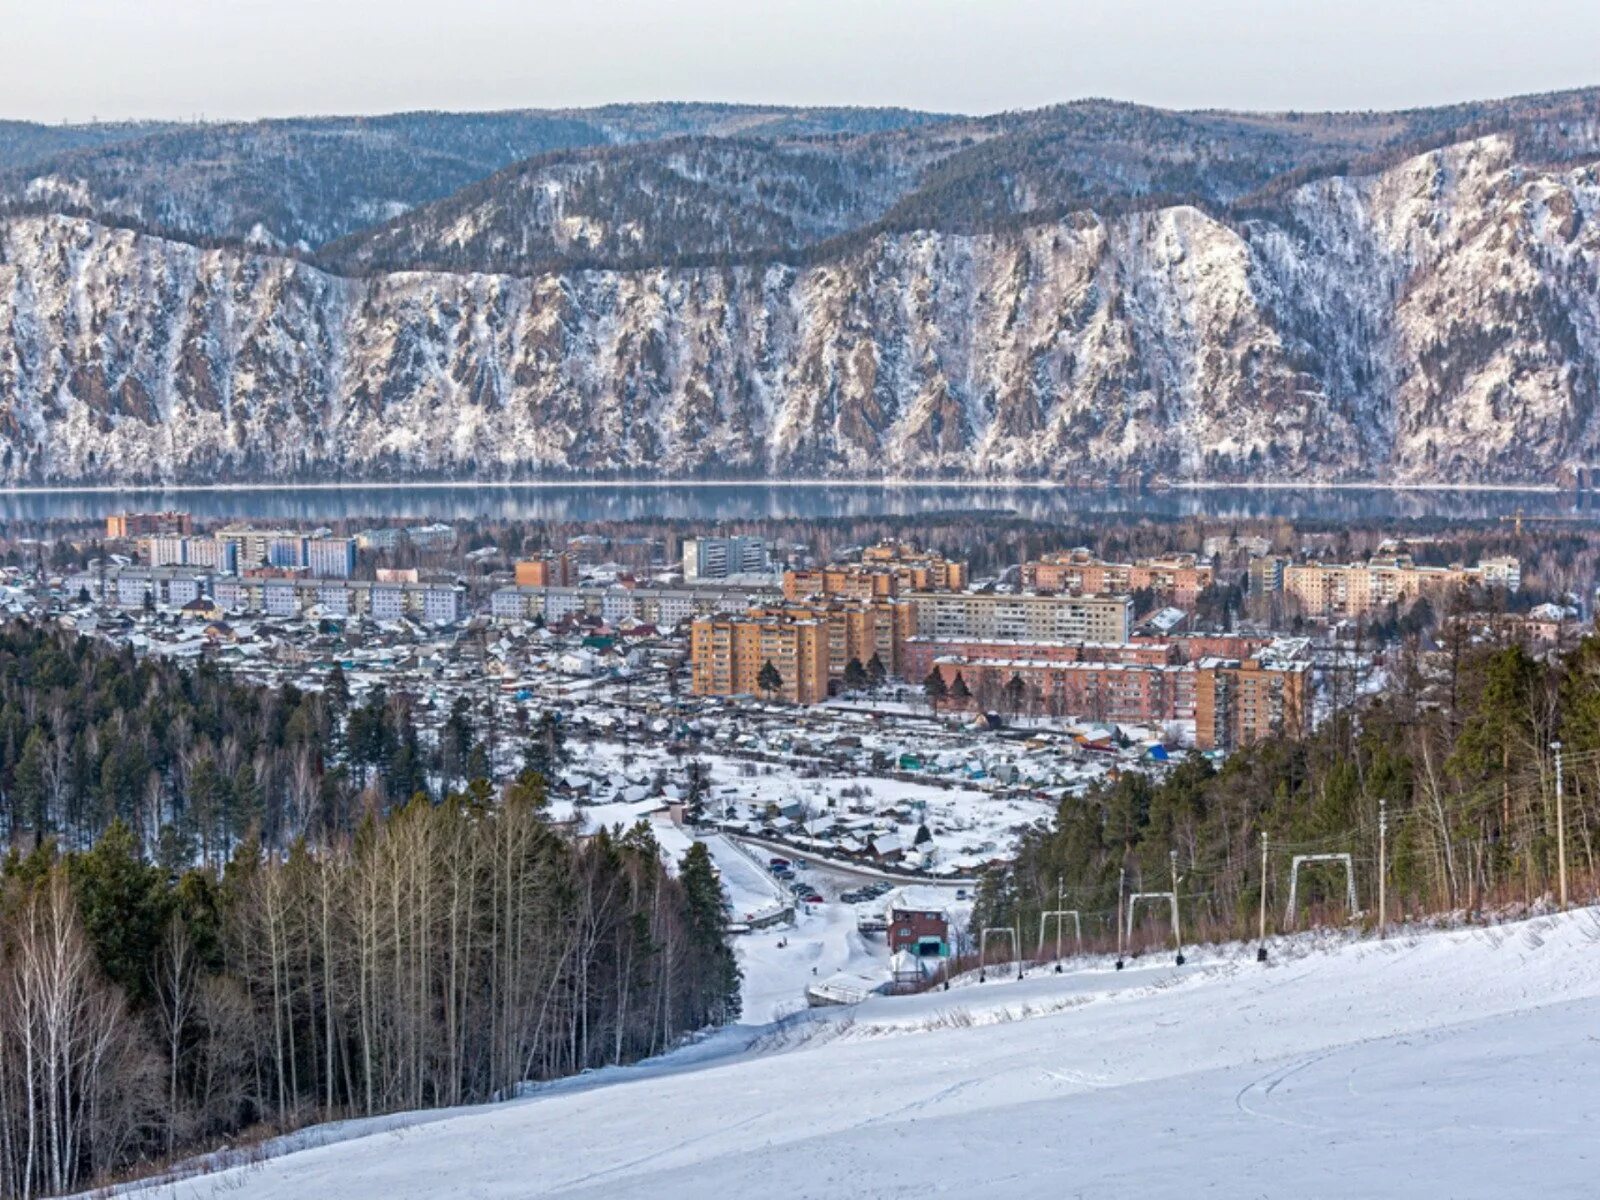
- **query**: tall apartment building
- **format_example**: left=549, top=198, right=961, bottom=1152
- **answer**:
left=746, top=599, right=915, bottom=684
left=907, top=592, right=1133, bottom=645
left=307, top=538, right=358, bottom=579
left=515, top=554, right=577, bottom=588
left=1281, top=555, right=1522, bottom=620
left=785, top=542, right=968, bottom=600
left=690, top=612, right=830, bottom=704
left=106, top=511, right=191, bottom=539
left=148, top=536, right=240, bottom=574
left=1248, top=555, right=1289, bottom=598
left=1194, top=657, right=1312, bottom=750
left=683, top=536, right=771, bottom=581
left=217, top=528, right=304, bottom=569
left=1022, top=549, right=1214, bottom=607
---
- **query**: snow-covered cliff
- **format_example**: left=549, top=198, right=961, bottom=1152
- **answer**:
left=0, top=135, right=1596, bottom=484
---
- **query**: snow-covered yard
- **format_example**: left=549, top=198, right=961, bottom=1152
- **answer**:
left=116, top=909, right=1600, bottom=1198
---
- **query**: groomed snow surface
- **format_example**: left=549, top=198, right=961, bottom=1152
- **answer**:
left=118, top=909, right=1600, bottom=1199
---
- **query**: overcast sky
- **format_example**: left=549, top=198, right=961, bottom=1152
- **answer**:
left=6, top=0, right=1600, bottom=124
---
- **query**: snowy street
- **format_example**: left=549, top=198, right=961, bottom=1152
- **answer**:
left=123, top=910, right=1600, bottom=1199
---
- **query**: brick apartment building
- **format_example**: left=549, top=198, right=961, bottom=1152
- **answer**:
left=928, top=656, right=1198, bottom=724
left=1194, top=657, right=1312, bottom=750
left=784, top=541, right=967, bottom=600
left=689, top=612, right=830, bottom=704
left=755, top=599, right=917, bottom=684
left=1022, top=549, right=1214, bottom=607
left=106, top=510, right=192, bottom=539
left=515, top=553, right=578, bottom=588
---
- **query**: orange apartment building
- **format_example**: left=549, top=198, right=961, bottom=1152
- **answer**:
left=690, top=612, right=830, bottom=704
left=1280, top=555, right=1521, bottom=620
left=1022, top=549, right=1214, bottom=607
left=514, top=553, right=578, bottom=588
left=760, top=599, right=916, bottom=682
left=784, top=541, right=968, bottom=601
left=1194, top=657, right=1312, bottom=750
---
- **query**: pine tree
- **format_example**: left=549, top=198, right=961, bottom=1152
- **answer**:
left=12, top=727, right=49, bottom=839
left=679, top=842, right=741, bottom=1023
left=757, top=660, right=783, bottom=699
left=866, top=653, right=887, bottom=687
left=66, top=818, right=170, bottom=1007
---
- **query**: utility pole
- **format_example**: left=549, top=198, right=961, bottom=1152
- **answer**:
left=1055, top=876, right=1064, bottom=963
left=1552, top=740, right=1568, bottom=909
left=1115, top=866, right=1126, bottom=971
left=1377, top=798, right=1388, bottom=938
left=1257, top=831, right=1269, bottom=963
left=1170, top=850, right=1185, bottom=967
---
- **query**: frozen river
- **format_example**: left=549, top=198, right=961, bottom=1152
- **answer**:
left=4, top=480, right=1600, bottom=525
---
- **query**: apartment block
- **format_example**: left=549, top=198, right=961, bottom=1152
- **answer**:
left=1281, top=555, right=1522, bottom=620
left=683, top=536, right=771, bottom=580
left=785, top=541, right=967, bottom=600
left=307, top=538, right=358, bottom=579
left=690, top=612, right=830, bottom=704
left=106, top=511, right=191, bottom=539
left=907, top=592, right=1132, bottom=646
left=928, top=656, right=1196, bottom=724
left=747, top=599, right=912, bottom=683
left=1022, top=549, right=1214, bottom=607
left=490, top=582, right=783, bottom=627
left=74, top=567, right=464, bottom=624
left=1194, top=657, right=1312, bottom=751
left=900, top=636, right=1177, bottom=683
left=514, top=553, right=578, bottom=588
left=146, top=537, right=239, bottom=573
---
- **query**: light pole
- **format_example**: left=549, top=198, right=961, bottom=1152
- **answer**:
left=1170, top=850, right=1185, bottom=967
left=1257, top=831, right=1269, bottom=963
left=1552, top=740, right=1568, bottom=909
left=1377, top=798, right=1388, bottom=938
left=1115, top=866, right=1125, bottom=971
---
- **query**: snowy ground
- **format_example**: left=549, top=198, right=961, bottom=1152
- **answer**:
left=566, top=735, right=1062, bottom=875
left=120, top=908, right=1600, bottom=1199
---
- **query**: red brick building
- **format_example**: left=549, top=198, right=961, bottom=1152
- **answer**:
left=887, top=888, right=952, bottom=958
left=928, top=657, right=1197, bottom=724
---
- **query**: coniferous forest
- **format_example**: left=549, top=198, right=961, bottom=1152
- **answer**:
left=977, top=631, right=1600, bottom=954
left=0, top=624, right=740, bottom=1199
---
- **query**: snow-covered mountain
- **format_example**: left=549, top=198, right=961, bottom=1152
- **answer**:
left=0, top=105, right=957, bottom=252
left=2, top=116, right=1600, bottom=484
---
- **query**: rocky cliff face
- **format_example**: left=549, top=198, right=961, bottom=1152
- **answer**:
left=0, top=135, right=1596, bottom=485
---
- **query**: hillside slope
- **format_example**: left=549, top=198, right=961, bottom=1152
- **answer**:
left=2, top=135, right=1598, bottom=485
left=0, top=105, right=954, bottom=251
left=111, top=908, right=1600, bottom=1199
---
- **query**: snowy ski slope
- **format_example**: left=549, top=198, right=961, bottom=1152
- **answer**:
left=115, top=909, right=1600, bottom=1199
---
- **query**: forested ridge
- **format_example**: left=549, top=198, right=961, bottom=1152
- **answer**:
left=0, top=625, right=739, bottom=1199
left=976, top=629, right=1600, bottom=955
